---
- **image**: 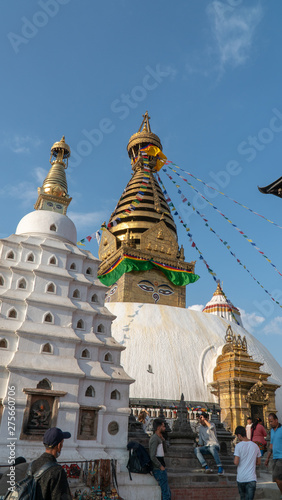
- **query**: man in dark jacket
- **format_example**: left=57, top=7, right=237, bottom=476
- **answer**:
left=31, top=427, right=72, bottom=500
left=0, top=457, right=29, bottom=498
left=149, top=418, right=171, bottom=500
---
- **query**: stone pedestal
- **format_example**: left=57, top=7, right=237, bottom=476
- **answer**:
left=211, top=405, right=234, bottom=455
left=127, top=410, right=149, bottom=447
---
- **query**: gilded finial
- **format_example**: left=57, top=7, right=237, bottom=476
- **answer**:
left=242, top=336, right=248, bottom=352
left=139, top=111, right=151, bottom=133
left=127, top=112, right=162, bottom=160
left=225, top=324, right=233, bottom=343
left=214, top=282, right=224, bottom=296
left=50, top=136, right=71, bottom=168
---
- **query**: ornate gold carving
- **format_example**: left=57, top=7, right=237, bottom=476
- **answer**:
left=127, top=111, right=162, bottom=154
left=210, top=329, right=280, bottom=432
left=98, top=114, right=197, bottom=308
left=245, top=377, right=269, bottom=404
left=224, top=325, right=248, bottom=353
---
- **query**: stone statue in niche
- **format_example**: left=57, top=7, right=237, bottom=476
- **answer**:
left=27, top=399, right=51, bottom=430
left=77, top=408, right=98, bottom=440
left=80, top=412, right=93, bottom=437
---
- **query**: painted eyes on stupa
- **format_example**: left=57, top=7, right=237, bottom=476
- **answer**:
left=137, top=281, right=174, bottom=296
left=109, top=284, right=118, bottom=295
left=158, top=285, right=173, bottom=296
left=138, top=281, right=154, bottom=293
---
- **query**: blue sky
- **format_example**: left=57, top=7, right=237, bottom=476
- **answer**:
left=1, top=0, right=282, bottom=366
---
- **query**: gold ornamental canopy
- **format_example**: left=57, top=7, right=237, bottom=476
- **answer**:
left=50, top=135, right=71, bottom=167
left=127, top=111, right=162, bottom=162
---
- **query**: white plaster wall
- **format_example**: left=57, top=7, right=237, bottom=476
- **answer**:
left=0, top=229, right=132, bottom=463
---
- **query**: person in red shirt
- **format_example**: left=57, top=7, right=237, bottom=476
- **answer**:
left=251, top=418, right=267, bottom=456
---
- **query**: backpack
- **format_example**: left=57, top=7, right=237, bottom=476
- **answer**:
left=126, top=441, right=153, bottom=480
left=4, top=461, right=58, bottom=500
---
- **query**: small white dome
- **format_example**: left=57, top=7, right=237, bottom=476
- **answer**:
left=16, top=210, right=77, bottom=244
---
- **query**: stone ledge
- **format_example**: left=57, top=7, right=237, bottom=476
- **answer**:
left=117, top=472, right=161, bottom=500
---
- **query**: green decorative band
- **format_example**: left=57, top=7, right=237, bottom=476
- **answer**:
left=98, top=254, right=200, bottom=287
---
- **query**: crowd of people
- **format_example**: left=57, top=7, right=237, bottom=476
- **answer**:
left=0, top=413, right=282, bottom=500
left=149, top=411, right=282, bottom=500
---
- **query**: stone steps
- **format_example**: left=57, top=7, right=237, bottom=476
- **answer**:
left=168, top=470, right=237, bottom=486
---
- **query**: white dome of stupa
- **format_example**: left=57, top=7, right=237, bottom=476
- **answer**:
left=108, top=302, right=282, bottom=418
left=16, top=210, right=77, bottom=244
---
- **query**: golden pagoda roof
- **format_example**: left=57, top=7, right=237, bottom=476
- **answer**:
left=127, top=111, right=162, bottom=156
left=107, top=113, right=177, bottom=247
left=42, top=136, right=71, bottom=197
left=34, top=136, right=72, bottom=213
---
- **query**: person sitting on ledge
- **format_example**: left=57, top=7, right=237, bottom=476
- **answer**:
left=194, top=412, right=224, bottom=475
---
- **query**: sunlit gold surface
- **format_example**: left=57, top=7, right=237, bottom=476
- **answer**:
left=127, top=111, right=162, bottom=154
left=98, top=113, right=197, bottom=308
left=210, top=325, right=280, bottom=431
left=34, top=136, right=72, bottom=214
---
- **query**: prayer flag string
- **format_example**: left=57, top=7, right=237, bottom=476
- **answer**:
left=159, top=172, right=282, bottom=309
left=156, top=173, right=220, bottom=284
left=163, top=167, right=282, bottom=279
left=165, top=162, right=282, bottom=230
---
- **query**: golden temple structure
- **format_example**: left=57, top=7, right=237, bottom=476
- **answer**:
left=34, top=136, right=72, bottom=215
left=97, top=112, right=198, bottom=307
left=210, top=325, right=280, bottom=431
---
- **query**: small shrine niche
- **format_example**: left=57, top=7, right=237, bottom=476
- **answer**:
left=20, top=379, right=66, bottom=441
left=77, top=406, right=99, bottom=440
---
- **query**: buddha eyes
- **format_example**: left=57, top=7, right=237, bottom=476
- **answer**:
left=158, top=287, right=173, bottom=296
left=138, top=283, right=154, bottom=292
left=137, top=280, right=173, bottom=296
left=110, top=285, right=118, bottom=295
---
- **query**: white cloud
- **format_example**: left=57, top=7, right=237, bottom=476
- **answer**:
left=2, top=134, right=42, bottom=154
left=68, top=211, right=108, bottom=229
left=33, top=167, right=47, bottom=184
left=0, top=167, right=46, bottom=207
left=206, top=1, right=263, bottom=70
left=0, top=181, right=37, bottom=207
left=261, top=317, right=282, bottom=336
left=188, top=304, right=204, bottom=312
left=239, top=308, right=265, bottom=332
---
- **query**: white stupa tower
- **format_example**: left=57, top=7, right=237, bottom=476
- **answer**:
left=0, top=137, right=133, bottom=463
left=202, top=282, right=243, bottom=327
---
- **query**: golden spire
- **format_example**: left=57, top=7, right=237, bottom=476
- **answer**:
left=106, top=114, right=177, bottom=246
left=34, top=136, right=72, bottom=214
left=98, top=113, right=197, bottom=308
left=127, top=111, right=162, bottom=162
left=139, top=111, right=151, bottom=132
left=213, top=282, right=224, bottom=296
left=225, top=325, right=233, bottom=343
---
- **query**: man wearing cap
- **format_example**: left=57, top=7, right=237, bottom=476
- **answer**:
left=31, top=427, right=72, bottom=500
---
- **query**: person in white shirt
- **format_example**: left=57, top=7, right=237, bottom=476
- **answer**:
left=234, top=425, right=261, bottom=500
left=245, top=417, right=253, bottom=440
